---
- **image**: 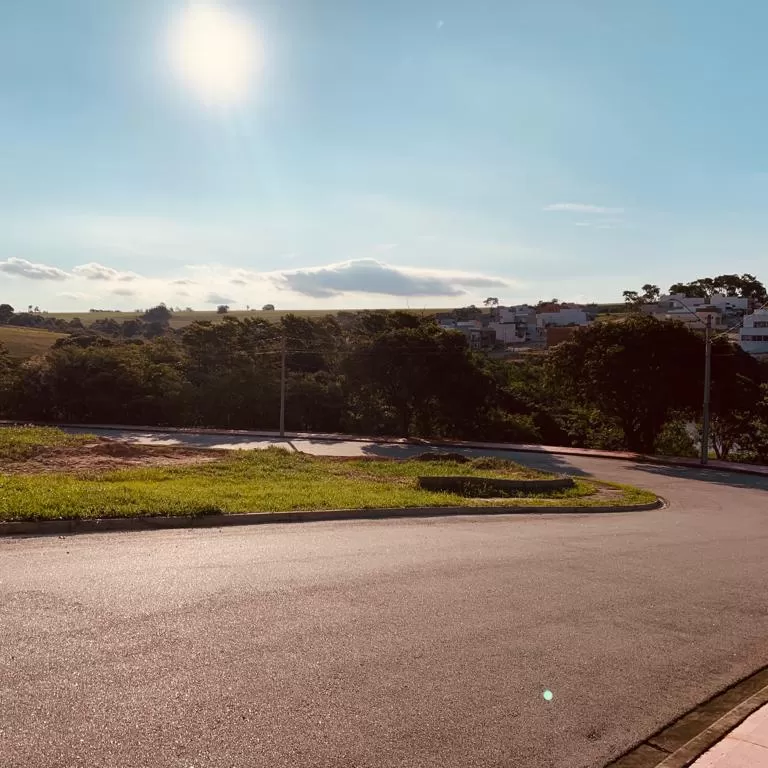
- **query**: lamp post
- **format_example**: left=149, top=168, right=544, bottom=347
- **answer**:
left=664, top=299, right=713, bottom=466
left=279, top=334, right=286, bottom=437
left=700, top=314, right=712, bottom=465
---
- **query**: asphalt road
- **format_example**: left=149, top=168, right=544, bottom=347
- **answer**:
left=2, top=436, right=768, bottom=768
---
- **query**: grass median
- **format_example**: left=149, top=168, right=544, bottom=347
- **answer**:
left=0, top=427, right=657, bottom=521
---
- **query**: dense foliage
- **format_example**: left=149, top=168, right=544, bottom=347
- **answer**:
left=0, top=309, right=766, bottom=462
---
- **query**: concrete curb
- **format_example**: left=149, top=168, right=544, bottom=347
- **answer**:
left=607, top=665, right=768, bottom=767
left=0, top=498, right=664, bottom=537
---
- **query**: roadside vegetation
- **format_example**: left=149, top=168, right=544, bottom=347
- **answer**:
left=0, top=429, right=656, bottom=521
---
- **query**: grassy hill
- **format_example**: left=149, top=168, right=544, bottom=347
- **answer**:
left=40, top=307, right=458, bottom=329
left=0, top=326, right=67, bottom=358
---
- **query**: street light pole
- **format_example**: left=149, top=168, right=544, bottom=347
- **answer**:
left=279, top=334, right=286, bottom=438
left=700, top=314, right=712, bottom=465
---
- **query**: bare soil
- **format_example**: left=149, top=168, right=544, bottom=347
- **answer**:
left=0, top=439, right=221, bottom=475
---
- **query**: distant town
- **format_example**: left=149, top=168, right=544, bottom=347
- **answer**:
left=438, top=290, right=768, bottom=358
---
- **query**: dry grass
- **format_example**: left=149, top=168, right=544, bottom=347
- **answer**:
left=0, top=326, right=67, bottom=357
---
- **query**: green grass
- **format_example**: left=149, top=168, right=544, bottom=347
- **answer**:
left=0, top=326, right=67, bottom=358
left=0, top=426, right=93, bottom=462
left=0, top=443, right=657, bottom=521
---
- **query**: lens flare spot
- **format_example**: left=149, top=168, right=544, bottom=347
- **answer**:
left=543, top=689, right=554, bottom=702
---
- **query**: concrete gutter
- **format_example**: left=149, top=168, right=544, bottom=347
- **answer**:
left=0, top=498, right=664, bottom=537
left=608, top=664, right=768, bottom=767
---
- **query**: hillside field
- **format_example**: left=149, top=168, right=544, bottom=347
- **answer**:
left=37, top=307, right=459, bottom=329
left=0, top=326, right=67, bottom=358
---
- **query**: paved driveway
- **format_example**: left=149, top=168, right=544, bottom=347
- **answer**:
left=1, top=442, right=767, bottom=767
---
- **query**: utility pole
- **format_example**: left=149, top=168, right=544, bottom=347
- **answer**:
left=279, top=334, right=286, bottom=438
left=700, top=314, right=712, bottom=465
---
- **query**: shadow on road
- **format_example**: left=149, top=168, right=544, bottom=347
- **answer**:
left=358, top=443, right=592, bottom=477
left=629, top=463, right=768, bottom=492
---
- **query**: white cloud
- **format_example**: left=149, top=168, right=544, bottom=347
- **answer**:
left=271, top=258, right=510, bottom=299
left=111, top=288, right=136, bottom=296
left=544, top=203, right=624, bottom=214
left=205, top=292, right=236, bottom=304
left=0, top=257, right=70, bottom=281
left=170, top=279, right=197, bottom=285
left=72, top=262, right=140, bottom=281
left=57, top=291, right=94, bottom=300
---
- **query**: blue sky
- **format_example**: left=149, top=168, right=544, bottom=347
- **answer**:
left=2, top=0, right=767, bottom=311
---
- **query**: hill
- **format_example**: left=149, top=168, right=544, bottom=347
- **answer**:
left=38, top=307, right=459, bottom=329
left=0, top=326, right=67, bottom=358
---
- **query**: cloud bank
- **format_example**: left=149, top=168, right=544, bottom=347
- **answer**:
left=72, top=262, right=139, bottom=281
left=272, top=259, right=509, bottom=298
left=0, top=257, right=70, bottom=281
left=1, top=256, right=513, bottom=309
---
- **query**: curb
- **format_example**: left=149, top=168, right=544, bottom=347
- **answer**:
left=607, top=665, right=768, bottom=767
left=0, top=498, right=664, bottom=537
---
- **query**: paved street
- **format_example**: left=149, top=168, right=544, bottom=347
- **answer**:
left=1, top=442, right=767, bottom=767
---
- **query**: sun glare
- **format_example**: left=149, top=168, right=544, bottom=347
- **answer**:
left=168, top=2, right=262, bottom=106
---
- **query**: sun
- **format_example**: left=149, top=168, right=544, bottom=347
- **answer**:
left=168, top=2, right=262, bottom=106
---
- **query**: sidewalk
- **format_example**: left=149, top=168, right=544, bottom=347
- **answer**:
left=692, top=703, right=768, bottom=767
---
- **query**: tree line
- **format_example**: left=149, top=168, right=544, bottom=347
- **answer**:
left=623, top=273, right=767, bottom=306
left=1, top=308, right=766, bottom=463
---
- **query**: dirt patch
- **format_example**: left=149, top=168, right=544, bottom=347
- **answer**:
left=0, top=439, right=221, bottom=475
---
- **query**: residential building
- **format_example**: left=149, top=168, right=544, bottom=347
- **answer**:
left=488, top=322, right=526, bottom=345
left=738, top=309, right=768, bottom=355
left=660, top=293, right=749, bottom=315
left=494, top=305, right=538, bottom=343
left=536, top=308, right=589, bottom=328
left=438, top=318, right=496, bottom=349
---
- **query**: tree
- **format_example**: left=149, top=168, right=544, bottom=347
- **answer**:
left=181, top=317, right=282, bottom=427
left=217, top=305, right=230, bottom=314
left=0, top=304, right=14, bottom=324
left=13, top=338, right=187, bottom=424
left=547, top=315, right=703, bottom=452
left=262, top=304, right=275, bottom=311
left=343, top=323, right=497, bottom=437
left=706, top=341, right=765, bottom=459
left=641, top=284, right=660, bottom=303
left=483, top=297, right=499, bottom=320
left=623, top=285, right=660, bottom=307
left=0, top=342, right=20, bottom=416
left=141, top=304, right=172, bottom=325
left=668, top=274, right=766, bottom=301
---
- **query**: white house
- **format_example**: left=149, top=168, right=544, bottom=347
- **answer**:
left=488, top=322, right=526, bottom=344
left=738, top=309, right=768, bottom=355
left=491, top=305, right=537, bottom=344
left=660, top=293, right=749, bottom=314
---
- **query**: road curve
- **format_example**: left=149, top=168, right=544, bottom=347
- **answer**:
left=1, top=431, right=767, bottom=767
